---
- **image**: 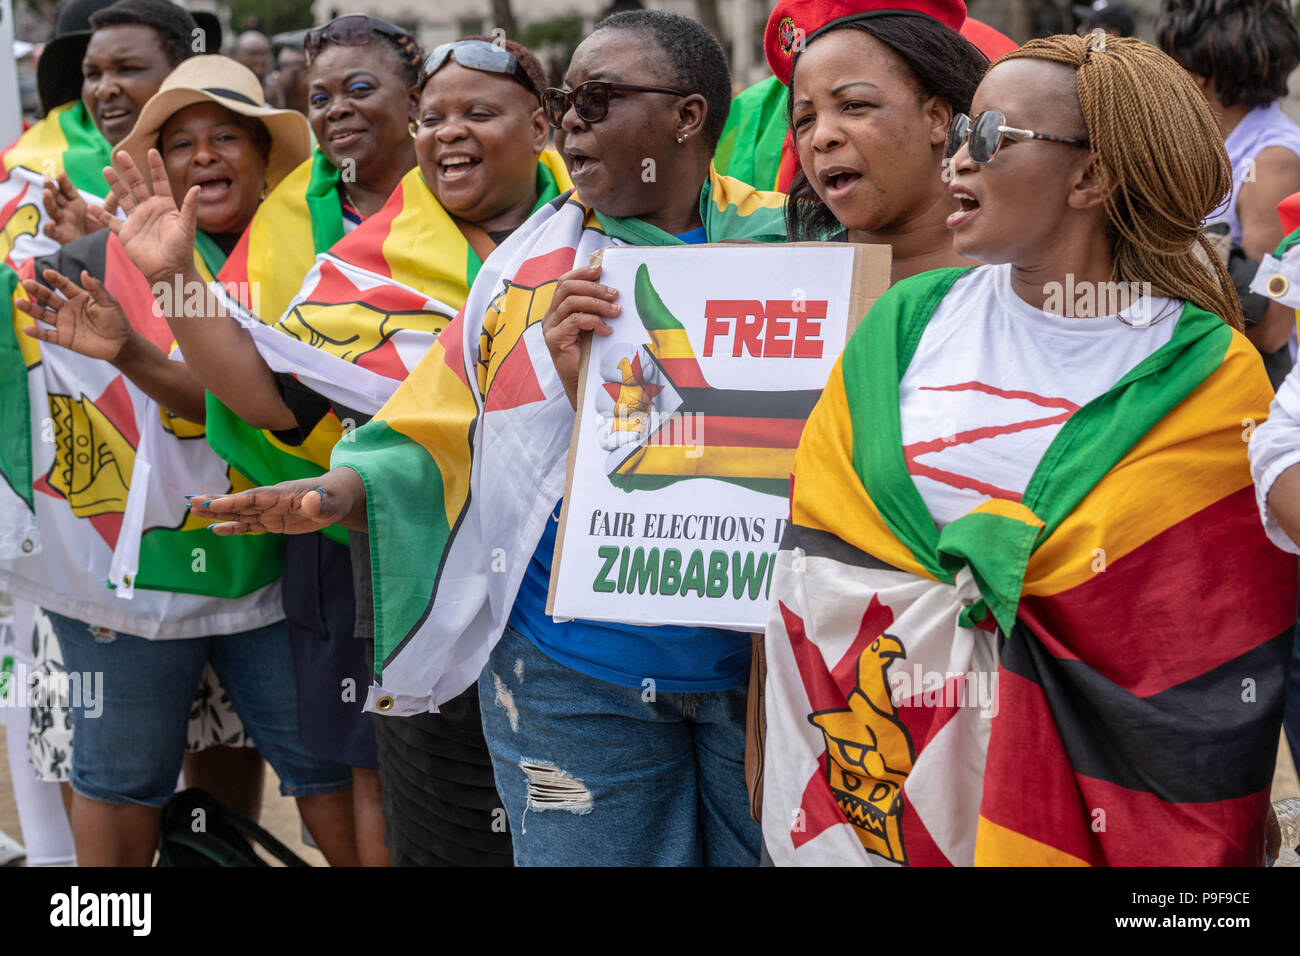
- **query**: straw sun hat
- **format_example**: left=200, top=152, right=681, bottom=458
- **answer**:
left=118, top=55, right=311, bottom=192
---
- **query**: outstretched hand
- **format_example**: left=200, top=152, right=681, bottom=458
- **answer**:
left=42, top=173, right=120, bottom=245
left=189, top=473, right=364, bottom=536
left=17, top=268, right=132, bottom=362
left=91, top=148, right=198, bottom=287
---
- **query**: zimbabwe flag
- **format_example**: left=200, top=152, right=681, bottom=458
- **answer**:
left=0, top=230, right=283, bottom=638
left=598, top=263, right=819, bottom=497
left=333, top=168, right=787, bottom=713
left=0, top=101, right=111, bottom=267
left=763, top=267, right=1296, bottom=866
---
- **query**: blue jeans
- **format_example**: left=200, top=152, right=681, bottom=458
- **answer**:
left=47, top=610, right=352, bottom=808
left=477, top=624, right=759, bottom=866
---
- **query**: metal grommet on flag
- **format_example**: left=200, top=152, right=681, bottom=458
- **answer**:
left=376, top=696, right=395, bottom=712
left=1267, top=274, right=1290, bottom=298
left=20, top=539, right=33, bottom=553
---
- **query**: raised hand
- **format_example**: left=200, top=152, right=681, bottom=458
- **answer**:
left=42, top=173, right=120, bottom=245
left=17, top=268, right=133, bottom=362
left=189, top=470, right=367, bottom=536
left=93, top=148, right=199, bottom=286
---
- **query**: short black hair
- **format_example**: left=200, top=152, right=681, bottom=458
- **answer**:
left=88, top=0, right=196, bottom=66
left=786, top=15, right=988, bottom=241
left=594, top=10, right=732, bottom=147
left=1156, top=0, right=1300, bottom=109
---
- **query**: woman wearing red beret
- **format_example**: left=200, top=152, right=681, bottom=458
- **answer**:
left=773, top=0, right=990, bottom=284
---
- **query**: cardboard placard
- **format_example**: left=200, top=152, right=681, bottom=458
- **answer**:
left=547, top=242, right=890, bottom=630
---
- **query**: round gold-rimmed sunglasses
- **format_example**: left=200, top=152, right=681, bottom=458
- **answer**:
left=542, top=80, right=690, bottom=129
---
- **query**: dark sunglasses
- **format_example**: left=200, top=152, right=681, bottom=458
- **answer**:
left=944, top=109, right=1090, bottom=165
left=542, top=80, right=690, bottom=129
left=305, top=15, right=411, bottom=64
left=420, top=39, right=538, bottom=98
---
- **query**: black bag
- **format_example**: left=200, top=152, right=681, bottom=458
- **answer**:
left=155, top=788, right=310, bottom=867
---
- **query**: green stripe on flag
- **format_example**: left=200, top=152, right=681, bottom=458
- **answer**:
left=634, top=264, right=685, bottom=332
left=334, top=420, right=453, bottom=679
left=55, top=102, right=111, bottom=196
left=0, top=264, right=33, bottom=510
left=135, top=520, right=283, bottom=596
left=304, top=150, right=345, bottom=255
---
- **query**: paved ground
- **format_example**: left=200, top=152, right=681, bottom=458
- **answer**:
left=2, top=723, right=1297, bottom=866
left=0, top=731, right=327, bottom=866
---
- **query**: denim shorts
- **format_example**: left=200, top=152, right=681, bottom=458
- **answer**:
left=46, top=610, right=353, bottom=808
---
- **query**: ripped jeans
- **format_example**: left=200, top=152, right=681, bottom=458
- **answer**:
left=476, top=624, right=760, bottom=866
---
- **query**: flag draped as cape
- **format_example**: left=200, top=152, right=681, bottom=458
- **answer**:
left=332, top=168, right=787, bottom=713
left=763, top=267, right=1296, bottom=866
left=0, top=231, right=283, bottom=638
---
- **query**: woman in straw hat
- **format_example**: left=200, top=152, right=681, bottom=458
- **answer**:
left=6, top=55, right=363, bottom=866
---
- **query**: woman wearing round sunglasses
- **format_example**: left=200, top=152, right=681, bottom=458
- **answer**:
left=779, top=0, right=989, bottom=285
left=761, top=35, right=1290, bottom=866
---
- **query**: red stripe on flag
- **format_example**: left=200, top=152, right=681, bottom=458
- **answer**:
left=95, top=374, right=139, bottom=450
left=216, top=227, right=252, bottom=290
left=655, top=415, right=806, bottom=449
left=330, top=182, right=405, bottom=279
left=483, top=341, right=545, bottom=412
left=440, top=311, right=470, bottom=389
left=355, top=337, right=408, bottom=383
left=511, top=247, right=576, bottom=288
left=657, top=357, right=708, bottom=388
left=305, top=260, right=430, bottom=314
left=103, top=234, right=171, bottom=352
left=1020, top=485, right=1297, bottom=695
left=1073, top=774, right=1269, bottom=866
left=980, top=668, right=1103, bottom=864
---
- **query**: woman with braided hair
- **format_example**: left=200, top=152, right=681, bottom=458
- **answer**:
left=760, top=34, right=1295, bottom=866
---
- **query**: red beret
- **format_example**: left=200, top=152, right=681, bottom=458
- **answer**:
left=959, top=17, right=1018, bottom=60
left=764, top=0, right=968, bottom=86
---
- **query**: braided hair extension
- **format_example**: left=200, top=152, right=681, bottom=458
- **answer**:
left=997, top=34, right=1243, bottom=329
left=385, top=32, right=425, bottom=89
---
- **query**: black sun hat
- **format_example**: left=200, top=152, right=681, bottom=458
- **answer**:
left=37, top=0, right=223, bottom=115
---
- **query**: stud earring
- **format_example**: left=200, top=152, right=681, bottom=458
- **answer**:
left=676, top=132, right=686, bottom=144
left=408, top=120, right=418, bottom=138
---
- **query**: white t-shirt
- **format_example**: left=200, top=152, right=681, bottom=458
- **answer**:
left=899, top=264, right=1181, bottom=527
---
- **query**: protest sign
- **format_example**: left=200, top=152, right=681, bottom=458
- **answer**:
left=548, top=242, right=889, bottom=630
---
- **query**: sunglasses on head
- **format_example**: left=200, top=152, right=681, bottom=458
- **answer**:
left=944, top=109, right=1090, bottom=165
left=305, top=15, right=411, bottom=64
left=541, top=80, right=690, bottom=130
left=420, top=39, right=538, bottom=98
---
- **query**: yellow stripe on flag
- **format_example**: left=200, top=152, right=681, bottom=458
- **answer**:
left=621, top=444, right=793, bottom=479
left=792, top=364, right=934, bottom=579
left=974, top=815, right=1091, bottom=867
left=1023, top=333, right=1265, bottom=597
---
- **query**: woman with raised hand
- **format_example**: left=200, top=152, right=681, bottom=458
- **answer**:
left=81, top=14, right=424, bottom=866
left=0, top=55, right=368, bottom=867
left=761, top=34, right=1295, bottom=866
left=93, top=36, right=571, bottom=865
left=190, top=10, right=788, bottom=866
left=775, top=0, right=989, bottom=283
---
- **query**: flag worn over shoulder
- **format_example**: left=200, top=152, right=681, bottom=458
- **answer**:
left=762, top=267, right=1296, bottom=866
left=0, top=231, right=283, bottom=638
left=0, top=102, right=111, bottom=267
left=332, top=167, right=787, bottom=713
left=206, top=152, right=571, bottom=547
